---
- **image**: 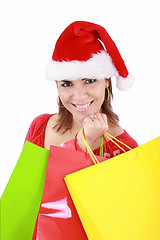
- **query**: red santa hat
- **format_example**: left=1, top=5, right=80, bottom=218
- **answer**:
left=45, top=21, right=135, bottom=91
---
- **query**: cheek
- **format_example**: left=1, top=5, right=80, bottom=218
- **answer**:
left=58, top=91, right=71, bottom=105
left=93, top=86, right=105, bottom=100
left=59, top=94, right=68, bottom=103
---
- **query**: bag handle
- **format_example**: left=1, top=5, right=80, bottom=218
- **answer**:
left=104, top=132, right=132, bottom=153
left=80, top=128, right=102, bottom=168
left=80, top=128, right=137, bottom=168
left=75, top=131, right=105, bottom=157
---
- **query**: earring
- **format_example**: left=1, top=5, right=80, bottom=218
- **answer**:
left=104, top=87, right=110, bottom=102
left=57, top=96, right=64, bottom=108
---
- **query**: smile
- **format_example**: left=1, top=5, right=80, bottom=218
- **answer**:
left=72, top=100, right=93, bottom=111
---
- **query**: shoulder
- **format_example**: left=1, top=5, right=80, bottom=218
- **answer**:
left=44, top=113, right=59, bottom=129
left=30, top=113, right=54, bottom=127
left=25, top=113, right=55, bottom=147
left=44, top=114, right=77, bottom=149
left=117, top=130, right=138, bottom=149
left=107, top=123, right=138, bottom=149
left=106, top=123, right=124, bottom=140
left=44, top=114, right=69, bottom=149
left=28, top=113, right=58, bottom=133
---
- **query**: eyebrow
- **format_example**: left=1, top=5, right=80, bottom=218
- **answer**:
left=82, top=78, right=96, bottom=81
left=60, top=80, right=72, bottom=83
left=60, top=78, right=90, bottom=83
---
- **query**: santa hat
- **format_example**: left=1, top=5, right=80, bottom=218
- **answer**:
left=45, top=21, right=134, bottom=91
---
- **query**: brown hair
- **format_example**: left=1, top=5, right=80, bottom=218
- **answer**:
left=54, top=78, right=119, bottom=132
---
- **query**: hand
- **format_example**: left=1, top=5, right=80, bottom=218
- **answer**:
left=77, top=113, right=108, bottom=151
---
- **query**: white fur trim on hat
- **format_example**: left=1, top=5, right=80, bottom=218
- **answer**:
left=45, top=50, right=118, bottom=81
left=116, top=74, right=135, bottom=91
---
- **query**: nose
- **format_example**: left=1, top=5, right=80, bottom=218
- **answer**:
left=73, top=85, right=88, bottom=100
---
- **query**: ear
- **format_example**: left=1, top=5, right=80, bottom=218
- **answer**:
left=105, top=79, right=109, bottom=88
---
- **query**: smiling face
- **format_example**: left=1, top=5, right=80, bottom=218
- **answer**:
left=57, top=78, right=109, bottom=122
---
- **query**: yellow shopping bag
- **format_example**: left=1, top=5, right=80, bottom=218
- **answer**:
left=64, top=130, right=160, bottom=240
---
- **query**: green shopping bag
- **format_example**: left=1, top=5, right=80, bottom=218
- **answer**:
left=1, top=141, right=49, bottom=240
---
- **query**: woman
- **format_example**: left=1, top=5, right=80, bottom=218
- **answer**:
left=25, top=20, right=138, bottom=240
left=25, top=21, right=138, bottom=156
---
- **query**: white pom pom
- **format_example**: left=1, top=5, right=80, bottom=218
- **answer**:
left=116, top=74, right=135, bottom=91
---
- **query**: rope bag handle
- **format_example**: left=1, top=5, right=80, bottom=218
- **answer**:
left=80, top=128, right=137, bottom=168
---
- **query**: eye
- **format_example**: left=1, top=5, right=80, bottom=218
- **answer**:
left=85, top=79, right=97, bottom=84
left=61, top=81, right=72, bottom=87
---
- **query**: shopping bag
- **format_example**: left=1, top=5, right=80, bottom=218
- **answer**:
left=33, top=145, right=108, bottom=240
left=1, top=141, right=49, bottom=240
left=65, top=131, right=160, bottom=240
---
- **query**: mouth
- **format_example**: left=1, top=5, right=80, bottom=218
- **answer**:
left=72, top=100, right=94, bottom=112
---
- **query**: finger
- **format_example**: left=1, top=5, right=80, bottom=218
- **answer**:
left=83, top=115, right=96, bottom=125
left=90, top=115, right=99, bottom=122
left=96, top=113, right=105, bottom=122
left=100, top=113, right=108, bottom=124
left=96, top=113, right=108, bottom=131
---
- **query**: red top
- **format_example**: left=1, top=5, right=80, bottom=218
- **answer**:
left=26, top=114, right=138, bottom=239
left=25, top=114, right=138, bottom=157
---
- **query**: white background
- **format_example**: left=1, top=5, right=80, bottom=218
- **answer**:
left=0, top=0, right=160, bottom=196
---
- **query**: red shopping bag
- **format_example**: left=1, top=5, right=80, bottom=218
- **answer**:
left=33, top=145, right=107, bottom=240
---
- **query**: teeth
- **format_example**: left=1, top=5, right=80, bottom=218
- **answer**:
left=75, top=102, right=91, bottom=109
